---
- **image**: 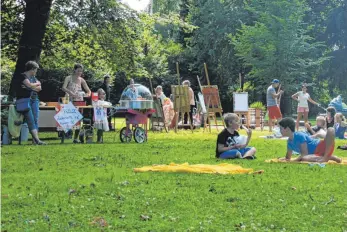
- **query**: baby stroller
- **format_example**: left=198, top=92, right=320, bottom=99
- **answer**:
left=329, top=95, right=347, bottom=117
left=79, top=118, right=94, bottom=144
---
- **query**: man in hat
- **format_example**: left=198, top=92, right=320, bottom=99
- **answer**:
left=266, top=79, right=283, bottom=132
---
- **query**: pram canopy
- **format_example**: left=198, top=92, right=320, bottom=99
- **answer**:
left=328, top=95, right=347, bottom=116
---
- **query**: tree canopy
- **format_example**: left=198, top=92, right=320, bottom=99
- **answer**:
left=1, top=0, right=346, bottom=112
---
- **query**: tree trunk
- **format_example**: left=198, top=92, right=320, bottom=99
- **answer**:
left=9, top=0, right=53, bottom=97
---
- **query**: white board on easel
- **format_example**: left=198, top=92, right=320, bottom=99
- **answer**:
left=233, top=92, right=249, bottom=112
left=198, top=92, right=207, bottom=113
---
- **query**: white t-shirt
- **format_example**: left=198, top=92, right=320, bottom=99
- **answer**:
left=297, top=91, right=310, bottom=107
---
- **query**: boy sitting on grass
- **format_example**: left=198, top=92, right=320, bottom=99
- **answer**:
left=305, top=116, right=326, bottom=139
left=216, top=113, right=256, bottom=159
left=279, top=117, right=341, bottom=163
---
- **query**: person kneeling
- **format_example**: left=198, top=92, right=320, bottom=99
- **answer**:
left=216, top=113, right=256, bottom=159
left=279, top=117, right=341, bottom=163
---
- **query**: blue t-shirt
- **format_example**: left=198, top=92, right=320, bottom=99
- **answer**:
left=287, top=132, right=320, bottom=154
left=266, top=85, right=277, bottom=106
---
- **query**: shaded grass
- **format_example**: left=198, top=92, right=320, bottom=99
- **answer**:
left=1, top=128, right=347, bottom=231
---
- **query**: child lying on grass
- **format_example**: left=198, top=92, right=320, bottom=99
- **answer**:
left=305, top=116, right=326, bottom=139
left=278, top=117, right=341, bottom=163
left=216, top=113, right=256, bottom=159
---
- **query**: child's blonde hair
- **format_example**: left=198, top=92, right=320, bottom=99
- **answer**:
left=97, top=88, right=106, bottom=99
left=316, top=116, right=326, bottom=127
left=223, top=113, right=239, bottom=127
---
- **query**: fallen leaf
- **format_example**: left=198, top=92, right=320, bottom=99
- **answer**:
left=253, top=170, right=264, bottom=175
left=90, top=217, right=108, bottom=227
left=68, top=189, right=76, bottom=195
left=140, top=214, right=150, bottom=221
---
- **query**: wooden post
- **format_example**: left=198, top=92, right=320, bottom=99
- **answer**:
left=175, top=62, right=181, bottom=133
left=197, top=75, right=202, bottom=92
left=277, top=84, right=282, bottom=107
left=204, top=63, right=211, bottom=86
left=148, top=77, right=154, bottom=94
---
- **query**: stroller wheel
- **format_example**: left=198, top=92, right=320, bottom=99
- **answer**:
left=134, top=127, right=146, bottom=143
left=120, top=127, right=132, bottom=143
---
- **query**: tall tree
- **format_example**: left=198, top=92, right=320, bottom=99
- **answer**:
left=9, top=0, right=53, bottom=97
left=232, top=0, right=328, bottom=92
left=185, top=0, right=248, bottom=111
left=320, top=1, right=347, bottom=92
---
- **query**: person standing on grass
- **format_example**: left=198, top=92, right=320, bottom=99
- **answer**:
left=62, top=63, right=91, bottom=143
left=291, top=83, right=320, bottom=131
left=93, top=88, right=112, bottom=143
left=12, top=61, right=46, bottom=145
left=182, top=80, right=195, bottom=127
left=266, top=79, right=284, bottom=132
left=278, top=117, right=341, bottom=163
left=216, top=113, right=256, bottom=159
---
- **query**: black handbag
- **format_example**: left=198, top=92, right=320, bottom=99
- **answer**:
left=16, top=98, right=31, bottom=112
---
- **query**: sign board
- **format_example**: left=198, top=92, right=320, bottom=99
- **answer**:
left=198, top=92, right=207, bottom=113
left=93, top=106, right=107, bottom=123
left=54, top=102, right=83, bottom=132
left=233, top=92, right=249, bottom=112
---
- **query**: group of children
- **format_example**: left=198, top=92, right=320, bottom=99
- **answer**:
left=305, top=106, right=347, bottom=139
left=216, top=110, right=345, bottom=163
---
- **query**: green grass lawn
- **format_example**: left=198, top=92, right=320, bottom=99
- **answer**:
left=1, top=126, right=347, bottom=231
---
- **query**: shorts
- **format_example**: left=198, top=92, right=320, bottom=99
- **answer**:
left=267, top=105, right=282, bottom=120
left=219, top=147, right=253, bottom=159
left=314, top=140, right=334, bottom=157
left=297, top=107, right=309, bottom=113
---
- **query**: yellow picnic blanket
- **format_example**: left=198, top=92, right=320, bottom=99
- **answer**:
left=134, top=162, right=264, bottom=175
left=265, top=158, right=347, bottom=165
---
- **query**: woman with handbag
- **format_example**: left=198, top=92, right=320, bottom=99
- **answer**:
left=12, top=61, right=45, bottom=145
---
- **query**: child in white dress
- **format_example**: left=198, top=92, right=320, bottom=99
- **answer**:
left=93, top=88, right=112, bottom=143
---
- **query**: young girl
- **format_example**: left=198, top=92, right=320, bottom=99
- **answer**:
left=334, top=113, right=347, bottom=139
left=291, top=84, right=320, bottom=131
left=216, top=113, right=256, bottom=159
left=93, top=88, right=112, bottom=143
